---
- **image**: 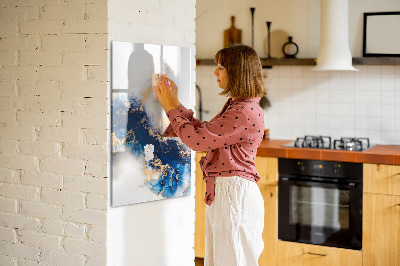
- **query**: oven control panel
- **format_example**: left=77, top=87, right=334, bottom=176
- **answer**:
left=280, top=158, right=362, bottom=180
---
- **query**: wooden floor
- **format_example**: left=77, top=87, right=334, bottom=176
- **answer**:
left=195, top=257, right=204, bottom=266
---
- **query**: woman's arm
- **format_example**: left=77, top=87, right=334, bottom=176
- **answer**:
left=165, top=107, right=248, bottom=152
left=162, top=103, right=203, bottom=137
left=157, top=76, right=203, bottom=137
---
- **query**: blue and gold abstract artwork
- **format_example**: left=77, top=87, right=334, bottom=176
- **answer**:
left=111, top=41, right=192, bottom=207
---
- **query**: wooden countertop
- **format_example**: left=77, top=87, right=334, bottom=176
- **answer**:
left=257, top=139, right=400, bottom=165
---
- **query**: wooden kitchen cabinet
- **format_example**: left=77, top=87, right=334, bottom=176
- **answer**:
left=256, top=156, right=279, bottom=266
left=258, top=184, right=278, bottom=266
left=363, top=191, right=400, bottom=266
left=363, top=163, right=400, bottom=196
left=363, top=163, right=400, bottom=266
left=195, top=152, right=207, bottom=258
left=255, top=156, right=278, bottom=186
left=276, top=241, right=362, bottom=266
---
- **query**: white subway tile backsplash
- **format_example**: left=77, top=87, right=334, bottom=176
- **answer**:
left=316, top=103, right=330, bottom=116
left=381, top=66, right=395, bottom=77
left=342, top=117, right=355, bottom=129
left=367, top=91, right=381, bottom=104
left=368, top=130, right=382, bottom=143
left=395, top=66, right=400, bottom=78
left=279, top=78, right=291, bottom=89
left=340, top=70, right=355, bottom=81
left=329, top=116, right=342, bottom=130
left=280, top=114, right=292, bottom=127
left=382, top=105, right=395, bottom=118
left=316, top=115, right=330, bottom=128
left=355, top=116, right=368, bottom=130
left=278, top=67, right=292, bottom=78
left=196, top=65, right=400, bottom=144
left=341, top=128, right=355, bottom=137
left=368, top=117, right=382, bottom=131
left=395, top=105, right=400, bottom=118
left=329, top=103, right=341, bottom=116
left=328, top=88, right=342, bottom=103
left=355, top=128, right=368, bottom=138
left=355, top=104, right=368, bottom=117
left=354, top=90, right=368, bottom=104
left=304, top=102, right=316, bottom=115
left=341, top=104, right=355, bottom=116
left=315, top=77, right=329, bottom=90
left=382, top=131, right=396, bottom=144
left=291, top=78, right=304, bottom=90
left=279, top=126, right=294, bottom=138
left=291, top=91, right=304, bottom=103
left=367, top=66, right=381, bottom=76
left=381, top=78, right=395, bottom=91
left=382, top=117, right=396, bottom=131
left=316, top=89, right=329, bottom=103
left=367, top=104, right=382, bottom=118
left=303, top=67, right=316, bottom=78
left=291, top=67, right=304, bottom=78
left=367, top=77, right=381, bottom=91
left=382, top=90, right=395, bottom=104
left=341, top=89, right=355, bottom=104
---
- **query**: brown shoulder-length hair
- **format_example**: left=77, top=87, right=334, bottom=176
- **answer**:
left=214, top=44, right=266, bottom=98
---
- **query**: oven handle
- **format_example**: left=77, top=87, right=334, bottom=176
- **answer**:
left=280, top=177, right=357, bottom=189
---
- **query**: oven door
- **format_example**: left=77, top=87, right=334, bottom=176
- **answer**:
left=278, top=176, right=362, bottom=250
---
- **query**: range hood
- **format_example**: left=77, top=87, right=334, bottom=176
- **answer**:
left=314, top=0, right=358, bottom=71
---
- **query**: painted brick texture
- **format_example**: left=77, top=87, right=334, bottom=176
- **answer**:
left=0, top=0, right=108, bottom=265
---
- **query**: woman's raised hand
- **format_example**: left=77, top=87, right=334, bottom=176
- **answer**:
left=160, top=75, right=180, bottom=109
left=153, top=76, right=175, bottom=113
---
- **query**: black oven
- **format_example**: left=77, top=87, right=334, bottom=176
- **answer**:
left=278, top=158, right=363, bottom=250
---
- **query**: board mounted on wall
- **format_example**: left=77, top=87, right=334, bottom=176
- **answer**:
left=363, top=11, right=400, bottom=57
left=110, top=41, right=192, bottom=207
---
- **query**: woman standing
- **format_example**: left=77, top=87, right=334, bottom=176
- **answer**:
left=154, top=44, right=266, bottom=266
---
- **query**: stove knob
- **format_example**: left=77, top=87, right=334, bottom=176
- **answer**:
left=298, top=161, right=305, bottom=171
left=334, top=164, right=341, bottom=174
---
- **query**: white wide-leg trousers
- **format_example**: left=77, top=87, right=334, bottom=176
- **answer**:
left=205, top=176, right=265, bottom=266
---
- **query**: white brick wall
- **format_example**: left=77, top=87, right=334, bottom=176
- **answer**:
left=0, top=0, right=108, bottom=265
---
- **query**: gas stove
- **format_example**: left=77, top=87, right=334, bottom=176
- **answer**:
left=283, top=135, right=373, bottom=151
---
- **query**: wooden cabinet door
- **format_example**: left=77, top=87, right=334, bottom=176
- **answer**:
left=195, top=152, right=207, bottom=258
left=364, top=164, right=400, bottom=196
left=276, top=241, right=362, bottom=266
left=259, top=185, right=278, bottom=266
left=363, top=193, right=400, bottom=266
left=255, top=156, right=278, bottom=186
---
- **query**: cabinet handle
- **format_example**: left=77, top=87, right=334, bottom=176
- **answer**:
left=307, top=252, right=328, bottom=257
left=397, top=204, right=400, bottom=207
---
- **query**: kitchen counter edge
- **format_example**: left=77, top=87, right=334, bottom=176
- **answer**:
left=257, top=139, right=400, bottom=165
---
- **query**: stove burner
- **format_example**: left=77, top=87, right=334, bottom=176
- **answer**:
left=295, top=135, right=332, bottom=149
left=333, top=137, right=370, bottom=151
left=287, top=136, right=372, bottom=151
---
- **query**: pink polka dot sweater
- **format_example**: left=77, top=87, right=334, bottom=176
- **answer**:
left=162, top=97, right=265, bottom=205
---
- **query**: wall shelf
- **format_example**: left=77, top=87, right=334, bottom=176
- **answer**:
left=196, top=57, right=400, bottom=67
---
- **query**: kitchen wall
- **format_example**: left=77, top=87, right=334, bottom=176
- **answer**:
left=0, top=0, right=196, bottom=266
left=0, top=0, right=108, bottom=265
left=196, top=0, right=400, bottom=144
left=107, top=1, right=196, bottom=266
